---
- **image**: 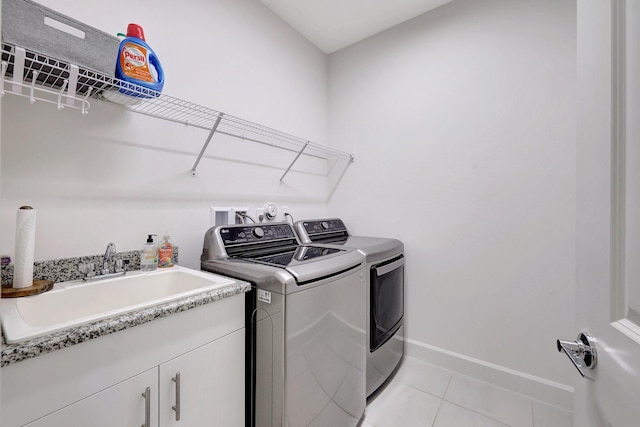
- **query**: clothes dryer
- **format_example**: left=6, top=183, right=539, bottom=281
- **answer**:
left=294, top=218, right=404, bottom=397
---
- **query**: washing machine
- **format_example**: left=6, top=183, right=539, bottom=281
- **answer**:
left=294, top=218, right=405, bottom=398
left=200, top=222, right=367, bottom=427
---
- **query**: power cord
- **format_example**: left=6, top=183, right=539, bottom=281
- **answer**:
left=237, top=212, right=257, bottom=224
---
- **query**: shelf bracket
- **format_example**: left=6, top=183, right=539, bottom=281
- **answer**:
left=1, top=61, right=8, bottom=96
left=191, top=112, right=224, bottom=176
left=65, top=64, right=79, bottom=108
left=57, top=80, right=68, bottom=110
left=280, top=141, right=309, bottom=182
left=29, top=71, right=38, bottom=104
left=81, top=87, right=93, bottom=115
left=12, top=47, right=26, bottom=94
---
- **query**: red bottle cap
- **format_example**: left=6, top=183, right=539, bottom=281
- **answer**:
left=126, top=23, right=146, bottom=41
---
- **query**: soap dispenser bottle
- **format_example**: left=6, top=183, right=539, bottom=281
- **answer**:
left=141, top=234, right=158, bottom=271
left=158, top=233, right=174, bottom=268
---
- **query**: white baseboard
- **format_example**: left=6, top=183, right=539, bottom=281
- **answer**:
left=404, top=338, right=574, bottom=411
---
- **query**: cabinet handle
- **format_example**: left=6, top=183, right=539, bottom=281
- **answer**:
left=172, top=372, right=181, bottom=421
left=141, top=387, right=151, bottom=427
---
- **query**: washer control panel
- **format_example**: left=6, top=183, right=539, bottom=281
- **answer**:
left=220, top=223, right=296, bottom=246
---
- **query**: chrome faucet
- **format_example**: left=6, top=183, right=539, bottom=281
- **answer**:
left=79, top=242, right=126, bottom=281
left=102, top=242, right=117, bottom=274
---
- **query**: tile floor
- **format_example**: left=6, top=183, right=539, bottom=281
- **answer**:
left=362, top=357, right=572, bottom=427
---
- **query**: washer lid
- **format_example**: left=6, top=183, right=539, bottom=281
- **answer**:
left=237, top=245, right=343, bottom=268
left=332, top=236, right=404, bottom=261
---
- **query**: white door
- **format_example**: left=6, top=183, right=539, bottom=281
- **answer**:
left=23, top=368, right=159, bottom=427
left=159, top=328, right=245, bottom=427
left=574, top=1, right=640, bottom=426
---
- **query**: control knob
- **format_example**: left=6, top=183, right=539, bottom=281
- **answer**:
left=252, top=227, right=265, bottom=239
left=321, top=221, right=329, bottom=230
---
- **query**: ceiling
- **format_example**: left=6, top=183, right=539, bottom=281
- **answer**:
left=259, top=0, right=454, bottom=54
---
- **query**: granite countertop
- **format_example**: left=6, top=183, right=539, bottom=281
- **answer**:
left=1, top=279, right=251, bottom=367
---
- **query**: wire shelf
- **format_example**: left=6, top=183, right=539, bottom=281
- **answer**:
left=1, top=43, right=354, bottom=179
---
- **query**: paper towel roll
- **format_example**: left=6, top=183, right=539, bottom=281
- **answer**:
left=13, top=206, right=36, bottom=289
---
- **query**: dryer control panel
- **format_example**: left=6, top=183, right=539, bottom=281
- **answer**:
left=299, top=218, right=349, bottom=241
left=302, top=218, right=347, bottom=235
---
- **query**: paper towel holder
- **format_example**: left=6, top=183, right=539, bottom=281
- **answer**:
left=1, top=279, right=54, bottom=298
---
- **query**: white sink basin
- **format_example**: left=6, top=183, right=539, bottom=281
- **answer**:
left=0, top=266, right=236, bottom=344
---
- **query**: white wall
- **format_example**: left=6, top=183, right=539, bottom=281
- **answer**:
left=2, top=0, right=579, bottom=408
left=327, top=0, right=577, bottom=399
left=1, top=0, right=330, bottom=267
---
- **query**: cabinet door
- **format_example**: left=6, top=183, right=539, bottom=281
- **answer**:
left=159, top=328, right=245, bottom=427
left=24, top=367, right=158, bottom=427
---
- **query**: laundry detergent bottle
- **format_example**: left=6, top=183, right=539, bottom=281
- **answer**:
left=116, top=23, right=164, bottom=97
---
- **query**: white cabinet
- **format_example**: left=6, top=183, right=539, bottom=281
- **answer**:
left=159, top=329, right=245, bottom=426
left=1, top=293, right=245, bottom=427
left=24, top=368, right=159, bottom=427
left=23, top=329, right=245, bottom=427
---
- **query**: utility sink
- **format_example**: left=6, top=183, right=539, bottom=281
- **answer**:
left=0, top=266, right=237, bottom=344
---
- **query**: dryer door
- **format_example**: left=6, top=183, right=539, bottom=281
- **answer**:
left=370, top=255, right=404, bottom=351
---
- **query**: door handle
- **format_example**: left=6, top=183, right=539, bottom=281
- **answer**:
left=373, top=257, right=404, bottom=277
left=172, top=372, right=181, bottom=421
left=141, top=387, right=151, bottom=427
left=556, top=332, right=597, bottom=379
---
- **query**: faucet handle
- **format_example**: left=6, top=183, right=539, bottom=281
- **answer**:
left=114, top=259, right=124, bottom=273
left=79, top=262, right=96, bottom=278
